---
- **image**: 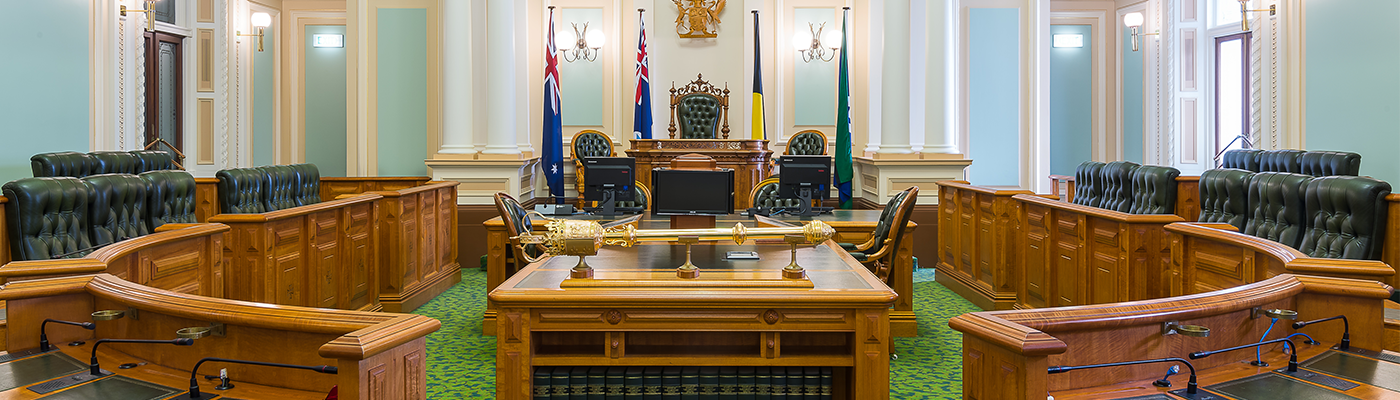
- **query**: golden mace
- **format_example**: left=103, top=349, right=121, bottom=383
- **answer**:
left=514, top=212, right=834, bottom=279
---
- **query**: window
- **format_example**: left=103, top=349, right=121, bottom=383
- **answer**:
left=152, top=0, right=176, bottom=25
left=1214, top=32, right=1250, bottom=153
left=145, top=31, right=185, bottom=150
left=1214, top=0, right=1242, bottom=28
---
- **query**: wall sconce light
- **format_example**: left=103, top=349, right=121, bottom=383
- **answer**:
left=120, top=0, right=159, bottom=32
left=556, top=21, right=604, bottom=63
left=792, top=22, right=841, bottom=63
left=1238, top=0, right=1276, bottom=32
left=1123, top=12, right=1160, bottom=52
left=237, top=12, right=273, bottom=52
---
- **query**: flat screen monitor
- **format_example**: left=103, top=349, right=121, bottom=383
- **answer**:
left=777, top=155, right=832, bottom=199
left=651, top=169, right=734, bottom=216
left=583, top=157, right=636, bottom=202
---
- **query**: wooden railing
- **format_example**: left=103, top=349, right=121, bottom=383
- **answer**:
left=934, top=181, right=1035, bottom=310
left=951, top=274, right=1392, bottom=399
left=366, top=181, right=461, bottom=313
left=0, top=223, right=229, bottom=294
left=0, top=274, right=439, bottom=399
left=1168, top=222, right=1395, bottom=295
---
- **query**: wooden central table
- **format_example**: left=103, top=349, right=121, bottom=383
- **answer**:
left=489, top=240, right=897, bottom=399
left=482, top=211, right=917, bottom=337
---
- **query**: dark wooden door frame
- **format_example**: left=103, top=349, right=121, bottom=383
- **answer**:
left=145, top=30, right=186, bottom=151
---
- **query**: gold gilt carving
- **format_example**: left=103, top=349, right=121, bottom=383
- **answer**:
left=514, top=212, right=833, bottom=259
left=673, top=0, right=725, bottom=38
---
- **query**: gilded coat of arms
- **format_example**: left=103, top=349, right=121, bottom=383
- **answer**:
left=673, top=0, right=726, bottom=38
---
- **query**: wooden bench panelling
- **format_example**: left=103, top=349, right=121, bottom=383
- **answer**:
left=933, top=181, right=1034, bottom=310
left=320, top=176, right=430, bottom=201
left=209, top=195, right=381, bottom=311
left=0, top=223, right=228, bottom=295
left=369, top=181, right=461, bottom=313
left=1167, top=222, right=1395, bottom=295
left=0, top=274, right=439, bottom=399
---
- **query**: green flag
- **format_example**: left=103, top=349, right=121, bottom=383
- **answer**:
left=834, top=7, right=853, bottom=209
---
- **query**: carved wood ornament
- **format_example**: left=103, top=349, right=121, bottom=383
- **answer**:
left=673, top=0, right=725, bottom=38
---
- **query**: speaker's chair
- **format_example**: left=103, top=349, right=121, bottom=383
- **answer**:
left=2, top=177, right=97, bottom=260
left=668, top=74, right=730, bottom=139
left=1242, top=172, right=1312, bottom=249
left=571, top=130, right=616, bottom=207
left=1197, top=168, right=1253, bottom=229
left=1298, top=176, right=1391, bottom=260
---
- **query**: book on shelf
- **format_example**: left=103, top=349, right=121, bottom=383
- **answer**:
left=535, top=367, right=553, bottom=400
left=819, top=367, right=831, bottom=400
left=625, top=366, right=646, bottom=399
left=736, top=366, right=755, bottom=400
left=769, top=366, right=786, bottom=400
left=644, top=366, right=664, bottom=400
left=606, top=367, right=626, bottom=400
left=802, top=367, right=819, bottom=399
left=662, top=366, right=682, bottom=400
left=572, top=366, right=591, bottom=400
left=699, top=366, right=720, bottom=400
left=552, top=366, right=572, bottom=400
left=681, top=366, right=700, bottom=400
left=588, top=366, right=609, bottom=400
left=719, top=366, right=737, bottom=400
left=753, top=367, right=771, bottom=400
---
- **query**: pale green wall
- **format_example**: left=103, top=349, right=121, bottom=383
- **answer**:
left=1121, top=24, right=1144, bottom=163
left=376, top=8, right=429, bottom=176
left=304, top=25, right=348, bottom=177
left=1049, top=24, right=1092, bottom=176
left=558, top=8, right=603, bottom=127
left=967, top=8, right=1021, bottom=186
left=793, top=8, right=837, bottom=126
left=1305, top=0, right=1400, bottom=185
left=0, top=0, right=89, bottom=184
left=253, top=27, right=277, bottom=167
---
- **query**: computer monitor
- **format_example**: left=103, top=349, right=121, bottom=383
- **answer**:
left=582, top=157, right=636, bottom=216
left=777, top=155, right=833, bottom=216
left=650, top=169, right=734, bottom=216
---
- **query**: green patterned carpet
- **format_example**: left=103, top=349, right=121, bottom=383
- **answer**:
left=411, top=268, right=982, bottom=399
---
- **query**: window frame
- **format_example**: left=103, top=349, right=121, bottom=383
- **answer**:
left=1213, top=31, right=1251, bottom=153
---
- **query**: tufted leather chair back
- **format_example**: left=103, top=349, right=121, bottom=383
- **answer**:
left=493, top=192, right=532, bottom=237
left=750, top=177, right=806, bottom=210
left=1098, top=161, right=1141, bottom=213
left=216, top=168, right=267, bottom=214
left=873, top=187, right=919, bottom=284
left=675, top=93, right=723, bottom=139
left=140, top=170, right=198, bottom=229
left=785, top=130, right=828, bottom=155
left=1072, top=161, right=1106, bottom=208
left=572, top=131, right=614, bottom=159
left=1220, top=149, right=1262, bottom=171
left=131, top=150, right=177, bottom=173
left=31, top=151, right=94, bottom=178
left=1298, top=151, right=1362, bottom=177
left=2, top=177, right=97, bottom=260
left=1298, top=176, right=1391, bottom=260
left=258, top=165, right=300, bottom=211
left=83, top=173, right=150, bottom=246
left=1242, top=172, right=1311, bottom=249
left=1127, top=165, right=1180, bottom=214
left=865, top=190, right=911, bottom=257
left=89, top=151, right=139, bottom=175
left=1197, top=168, right=1254, bottom=229
left=1257, top=149, right=1304, bottom=174
left=290, top=163, right=322, bottom=206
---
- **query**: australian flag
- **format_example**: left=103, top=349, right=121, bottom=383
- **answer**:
left=542, top=8, right=565, bottom=204
left=633, top=13, right=653, bottom=139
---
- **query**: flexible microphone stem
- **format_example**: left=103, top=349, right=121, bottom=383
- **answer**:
left=1292, top=315, right=1349, bottom=350
left=185, top=357, right=338, bottom=399
left=38, top=319, right=96, bottom=352
left=1190, top=338, right=1298, bottom=372
left=90, top=338, right=194, bottom=376
left=1048, top=357, right=1198, bottom=394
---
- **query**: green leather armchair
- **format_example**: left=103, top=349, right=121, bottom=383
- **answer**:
left=1127, top=165, right=1180, bottom=214
left=785, top=130, right=828, bottom=155
left=1298, top=151, right=1362, bottom=177
left=1242, top=172, right=1312, bottom=249
left=290, top=163, right=322, bottom=206
left=841, top=189, right=911, bottom=262
left=216, top=168, right=267, bottom=214
left=749, top=176, right=807, bottom=210
left=140, top=170, right=198, bottom=229
left=258, top=165, right=300, bottom=211
left=1098, top=161, right=1140, bottom=213
left=1298, top=176, right=1391, bottom=260
left=83, top=173, right=151, bottom=246
left=1197, top=168, right=1253, bottom=229
left=493, top=192, right=542, bottom=276
left=31, top=151, right=94, bottom=178
left=851, top=187, right=918, bottom=283
left=1257, top=149, right=1304, bottom=174
left=1072, top=161, right=1106, bottom=208
left=2, top=177, right=97, bottom=260
left=1220, top=149, right=1261, bottom=171
left=131, top=149, right=177, bottom=173
left=89, top=151, right=139, bottom=175
left=667, top=74, right=730, bottom=139
left=571, top=130, right=615, bottom=207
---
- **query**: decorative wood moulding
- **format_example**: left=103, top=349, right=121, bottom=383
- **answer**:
left=674, top=0, right=725, bottom=38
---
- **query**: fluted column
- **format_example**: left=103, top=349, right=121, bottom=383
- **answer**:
left=878, top=0, right=913, bottom=156
left=924, top=0, right=958, bottom=154
left=439, top=0, right=474, bottom=155
left=483, top=0, right=519, bottom=155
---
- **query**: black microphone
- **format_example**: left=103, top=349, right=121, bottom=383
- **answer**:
left=1048, top=357, right=1198, bottom=395
left=39, top=319, right=96, bottom=352
left=90, top=338, right=194, bottom=376
left=1154, top=365, right=1180, bottom=388
left=1190, top=338, right=1298, bottom=372
left=1292, top=315, right=1349, bottom=350
left=181, top=357, right=338, bottom=399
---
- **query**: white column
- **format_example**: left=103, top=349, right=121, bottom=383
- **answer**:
left=923, top=0, right=958, bottom=154
left=483, top=0, right=520, bottom=155
left=878, top=0, right=913, bottom=155
left=439, top=0, right=474, bottom=155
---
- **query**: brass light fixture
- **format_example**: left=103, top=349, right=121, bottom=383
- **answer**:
left=793, top=22, right=842, bottom=63
left=1123, top=12, right=1160, bottom=52
left=1238, top=0, right=1277, bottom=32
left=237, top=12, right=273, bottom=52
left=120, top=0, right=159, bottom=32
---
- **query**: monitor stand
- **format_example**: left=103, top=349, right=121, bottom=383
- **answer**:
left=587, top=186, right=620, bottom=217
left=792, top=186, right=834, bottom=217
